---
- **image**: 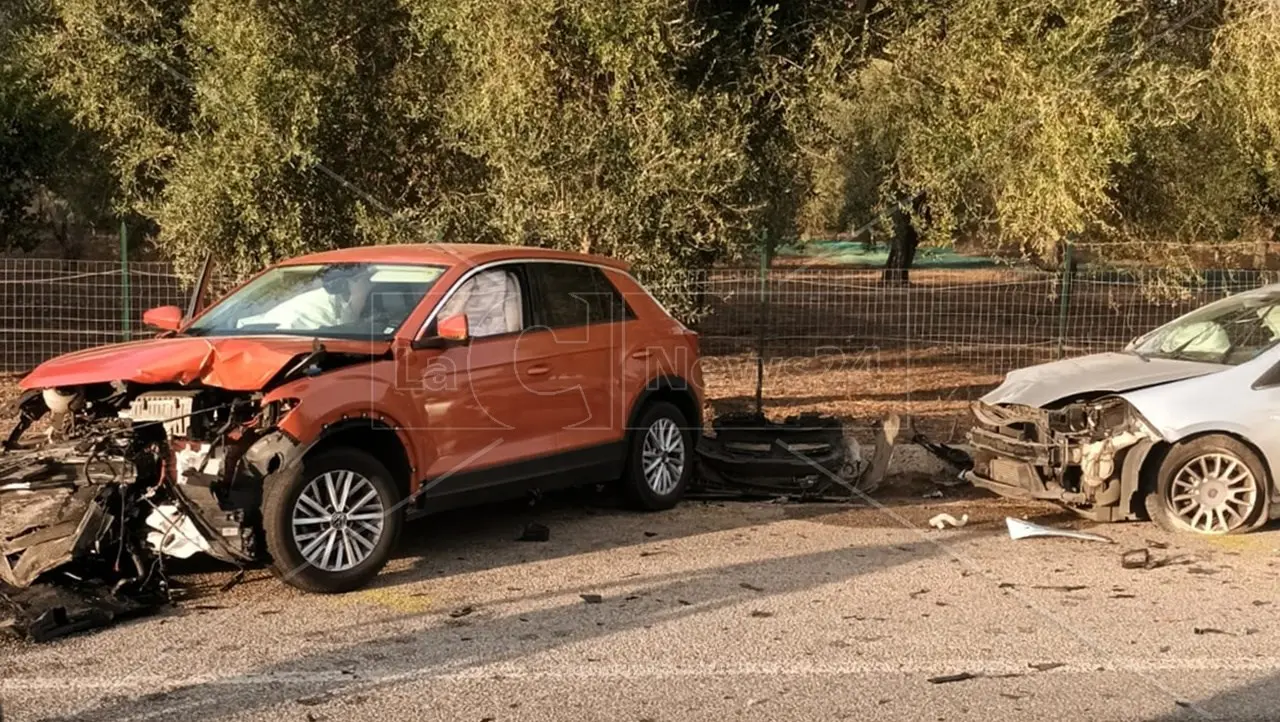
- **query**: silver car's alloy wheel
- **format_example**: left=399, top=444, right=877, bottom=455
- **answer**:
left=291, top=469, right=385, bottom=572
left=1167, top=452, right=1259, bottom=534
left=641, top=417, right=685, bottom=495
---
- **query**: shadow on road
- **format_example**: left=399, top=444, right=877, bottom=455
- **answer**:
left=48, top=495, right=1009, bottom=722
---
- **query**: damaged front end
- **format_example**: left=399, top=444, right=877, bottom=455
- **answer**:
left=0, top=383, right=298, bottom=640
left=964, top=397, right=1161, bottom=521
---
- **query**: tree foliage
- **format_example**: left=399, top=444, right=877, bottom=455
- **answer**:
left=803, top=0, right=1280, bottom=265
left=22, top=0, right=818, bottom=289
left=8, top=0, right=1280, bottom=275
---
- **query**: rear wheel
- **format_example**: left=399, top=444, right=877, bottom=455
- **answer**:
left=262, top=447, right=403, bottom=593
left=621, top=401, right=694, bottom=511
left=1146, top=434, right=1267, bottom=536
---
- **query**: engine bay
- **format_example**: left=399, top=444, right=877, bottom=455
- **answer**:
left=0, top=382, right=295, bottom=640
left=965, top=396, right=1159, bottom=520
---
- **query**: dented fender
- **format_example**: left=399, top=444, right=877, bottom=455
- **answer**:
left=264, top=360, right=426, bottom=480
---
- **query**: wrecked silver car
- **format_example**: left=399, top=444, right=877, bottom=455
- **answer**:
left=966, top=285, right=1280, bottom=535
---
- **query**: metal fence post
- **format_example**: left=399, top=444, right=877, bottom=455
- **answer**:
left=121, top=221, right=131, bottom=341
left=1055, top=241, right=1074, bottom=359
left=754, top=233, right=771, bottom=416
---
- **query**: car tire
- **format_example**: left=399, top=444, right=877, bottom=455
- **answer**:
left=262, top=447, right=403, bottom=593
left=621, top=401, right=695, bottom=511
left=1145, top=434, right=1268, bottom=536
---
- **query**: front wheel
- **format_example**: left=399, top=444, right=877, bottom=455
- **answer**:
left=262, top=447, right=403, bottom=593
left=1146, top=434, right=1268, bottom=536
left=621, top=401, right=694, bottom=511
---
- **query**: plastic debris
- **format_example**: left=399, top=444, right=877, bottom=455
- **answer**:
left=928, top=513, right=969, bottom=530
left=1005, top=517, right=1113, bottom=543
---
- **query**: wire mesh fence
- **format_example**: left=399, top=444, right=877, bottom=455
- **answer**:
left=1, top=258, right=1276, bottom=440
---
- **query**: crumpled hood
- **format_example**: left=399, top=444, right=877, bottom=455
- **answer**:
left=981, top=352, right=1227, bottom=408
left=20, top=336, right=390, bottom=392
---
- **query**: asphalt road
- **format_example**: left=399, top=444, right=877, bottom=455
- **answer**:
left=4, top=486, right=1280, bottom=722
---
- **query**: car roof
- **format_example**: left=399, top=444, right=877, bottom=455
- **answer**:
left=279, top=243, right=630, bottom=272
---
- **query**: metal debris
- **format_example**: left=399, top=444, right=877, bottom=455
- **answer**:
left=1005, top=517, right=1113, bottom=543
left=928, top=513, right=969, bottom=529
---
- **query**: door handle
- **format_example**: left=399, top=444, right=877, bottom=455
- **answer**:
left=630, top=350, right=651, bottom=360
left=526, top=364, right=551, bottom=376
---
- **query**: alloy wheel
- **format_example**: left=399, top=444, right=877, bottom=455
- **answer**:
left=291, top=469, right=386, bottom=571
left=1167, top=452, right=1259, bottom=534
left=641, top=417, right=685, bottom=495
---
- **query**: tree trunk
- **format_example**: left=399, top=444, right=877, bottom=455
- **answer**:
left=882, top=203, right=918, bottom=285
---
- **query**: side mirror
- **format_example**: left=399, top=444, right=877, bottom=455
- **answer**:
left=142, top=305, right=184, bottom=332
left=411, top=314, right=470, bottom=350
left=438, top=314, right=470, bottom=343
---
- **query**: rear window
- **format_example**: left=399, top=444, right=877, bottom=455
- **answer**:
left=530, top=263, right=635, bottom=328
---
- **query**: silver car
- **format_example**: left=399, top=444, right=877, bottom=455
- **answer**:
left=966, top=283, right=1280, bottom=535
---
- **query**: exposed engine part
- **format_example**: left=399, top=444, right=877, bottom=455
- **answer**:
left=145, top=504, right=211, bottom=559
left=121, top=390, right=207, bottom=438
left=965, top=397, right=1158, bottom=521
left=41, top=387, right=83, bottom=415
left=0, top=381, right=288, bottom=640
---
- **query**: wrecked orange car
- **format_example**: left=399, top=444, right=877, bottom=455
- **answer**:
left=1, top=244, right=702, bottom=635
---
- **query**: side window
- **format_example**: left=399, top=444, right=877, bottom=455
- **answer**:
left=531, top=263, right=633, bottom=328
left=437, top=268, right=524, bottom=338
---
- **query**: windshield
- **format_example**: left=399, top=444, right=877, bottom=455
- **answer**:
left=1130, top=290, right=1280, bottom=366
left=186, top=263, right=446, bottom=340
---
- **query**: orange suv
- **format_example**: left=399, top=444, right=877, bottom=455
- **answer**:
left=2, top=245, right=703, bottom=594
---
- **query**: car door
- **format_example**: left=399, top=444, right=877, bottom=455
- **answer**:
left=524, top=262, right=634, bottom=453
left=399, top=265, right=551, bottom=489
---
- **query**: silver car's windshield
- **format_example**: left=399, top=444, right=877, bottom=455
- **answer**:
left=187, top=263, right=446, bottom=340
left=1130, top=290, right=1280, bottom=366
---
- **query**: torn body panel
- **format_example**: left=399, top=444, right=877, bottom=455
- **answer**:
left=0, top=382, right=307, bottom=639
left=964, top=397, right=1159, bottom=521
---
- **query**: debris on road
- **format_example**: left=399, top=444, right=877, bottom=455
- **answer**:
left=1120, top=548, right=1191, bottom=570
left=694, top=413, right=854, bottom=500
left=448, top=606, right=474, bottom=618
left=922, top=490, right=944, bottom=499
left=1028, top=662, right=1066, bottom=672
left=580, top=593, right=603, bottom=604
left=1005, top=517, right=1113, bottom=543
left=928, top=672, right=980, bottom=684
left=1, top=578, right=166, bottom=642
left=928, top=513, right=969, bottom=529
left=912, top=433, right=973, bottom=472
left=1194, top=627, right=1232, bottom=636
left=517, top=523, right=550, bottom=542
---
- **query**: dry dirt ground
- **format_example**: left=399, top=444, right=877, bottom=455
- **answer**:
left=6, top=482, right=1280, bottom=721
left=701, top=352, right=1001, bottom=442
